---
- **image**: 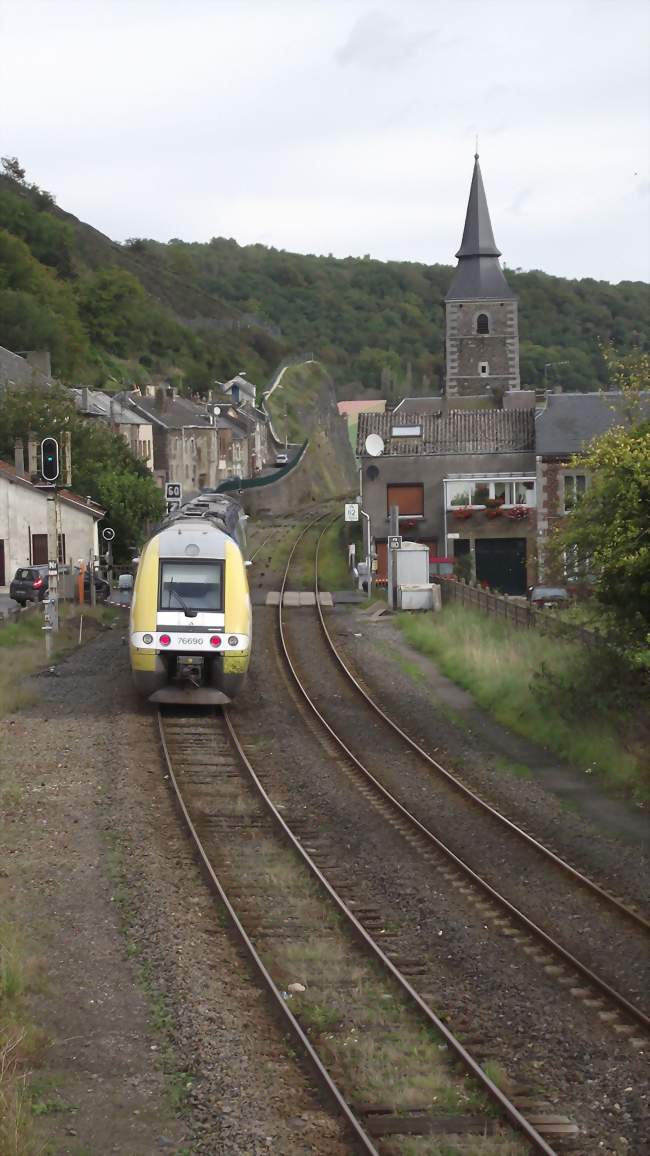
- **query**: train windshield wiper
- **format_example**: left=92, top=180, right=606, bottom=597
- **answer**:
left=168, top=580, right=197, bottom=618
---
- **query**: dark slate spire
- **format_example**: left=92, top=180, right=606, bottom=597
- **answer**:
left=446, top=154, right=515, bottom=301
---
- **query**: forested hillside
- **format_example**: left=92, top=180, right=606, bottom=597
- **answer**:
left=139, top=238, right=648, bottom=396
left=0, top=165, right=282, bottom=389
left=1, top=160, right=647, bottom=398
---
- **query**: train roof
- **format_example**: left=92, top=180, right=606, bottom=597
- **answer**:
left=161, top=493, right=244, bottom=539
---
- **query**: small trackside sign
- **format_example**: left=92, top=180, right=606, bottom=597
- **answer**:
left=165, top=482, right=182, bottom=501
left=344, top=503, right=359, bottom=522
left=388, top=535, right=402, bottom=550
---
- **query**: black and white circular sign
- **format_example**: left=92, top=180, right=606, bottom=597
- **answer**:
left=102, top=527, right=116, bottom=541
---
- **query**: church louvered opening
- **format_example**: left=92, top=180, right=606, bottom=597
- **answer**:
left=476, top=313, right=490, bottom=334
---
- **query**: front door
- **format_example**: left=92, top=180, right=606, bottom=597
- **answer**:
left=475, top=538, right=527, bottom=595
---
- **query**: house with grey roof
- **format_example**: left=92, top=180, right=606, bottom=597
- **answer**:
left=355, top=155, right=536, bottom=594
left=70, top=388, right=154, bottom=472
left=358, top=408, right=537, bottom=593
left=123, top=386, right=265, bottom=496
left=535, top=392, right=650, bottom=580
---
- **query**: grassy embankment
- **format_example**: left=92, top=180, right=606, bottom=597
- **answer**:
left=0, top=603, right=119, bottom=1152
left=398, top=606, right=648, bottom=801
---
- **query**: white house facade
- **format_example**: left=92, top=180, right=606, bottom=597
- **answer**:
left=0, top=460, right=104, bottom=587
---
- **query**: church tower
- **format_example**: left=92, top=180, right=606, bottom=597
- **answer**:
left=445, top=155, right=520, bottom=399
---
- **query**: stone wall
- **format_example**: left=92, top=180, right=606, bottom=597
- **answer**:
left=446, top=300, right=520, bottom=397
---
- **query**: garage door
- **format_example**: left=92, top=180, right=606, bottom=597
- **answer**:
left=475, top=538, right=527, bottom=595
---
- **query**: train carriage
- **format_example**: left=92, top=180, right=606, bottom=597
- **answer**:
left=129, top=494, right=251, bottom=704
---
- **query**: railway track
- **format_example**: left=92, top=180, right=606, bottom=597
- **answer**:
left=276, top=517, right=650, bottom=1042
left=158, top=703, right=560, bottom=1155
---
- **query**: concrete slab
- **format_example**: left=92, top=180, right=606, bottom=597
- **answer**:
left=318, top=592, right=334, bottom=607
left=265, top=591, right=281, bottom=605
left=332, top=591, right=367, bottom=604
left=283, top=591, right=302, bottom=606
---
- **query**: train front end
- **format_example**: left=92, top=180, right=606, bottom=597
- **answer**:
left=129, top=517, right=251, bottom=705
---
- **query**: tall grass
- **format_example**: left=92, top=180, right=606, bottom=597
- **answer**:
left=0, top=925, right=42, bottom=1156
left=398, top=606, right=646, bottom=798
left=317, top=521, right=354, bottom=591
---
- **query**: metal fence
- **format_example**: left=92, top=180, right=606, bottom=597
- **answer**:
left=435, top=577, right=597, bottom=647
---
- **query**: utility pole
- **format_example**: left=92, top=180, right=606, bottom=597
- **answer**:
left=388, top=504, right=399, bottom=610
left=45, top=491, right=59, bottom=660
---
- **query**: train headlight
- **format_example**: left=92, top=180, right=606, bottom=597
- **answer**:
left=228, top=636, right=238, bottom=647
left=159, top=634, right=171, bottom=647
left=210, top=635, right=222, bottom=647
left=142, top=633, right=153, bottom=645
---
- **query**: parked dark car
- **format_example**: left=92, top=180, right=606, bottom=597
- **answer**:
left=9, top=565, right=49, bottom=605
left=9, top=567, right=111, bottom=607
left=527, top=584, right=571, bottom=609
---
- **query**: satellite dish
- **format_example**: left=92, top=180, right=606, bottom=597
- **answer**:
left=365, top=433, right=385, bottom=457
left=212, top=405, right=221, bottom=416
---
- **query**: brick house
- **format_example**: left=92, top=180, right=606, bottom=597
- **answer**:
left=535, top=392, right=650, bottom=581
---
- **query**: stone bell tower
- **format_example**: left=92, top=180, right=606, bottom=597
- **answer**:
left=445, top=155, right=520, bottom=399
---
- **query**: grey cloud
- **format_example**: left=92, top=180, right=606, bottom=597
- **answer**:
left=336, top=9, right=437, bottom=69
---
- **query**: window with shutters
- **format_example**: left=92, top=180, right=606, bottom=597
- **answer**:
left=386, top=484, right=424, bottom=518
left=476, top=313, right=490, bottom=334
left=31, top=534, right=48, bottom=564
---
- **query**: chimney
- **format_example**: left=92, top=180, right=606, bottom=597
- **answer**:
left=27, top=435, right=38, bottom=479
left=14, top=437, right=25, bottom=477
left=155, top=387, right=165, bottom=411
left=82, top=386, right=90, bottom=412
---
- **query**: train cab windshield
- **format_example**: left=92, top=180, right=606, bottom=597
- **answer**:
left=159, top=560, right=224, bottom=612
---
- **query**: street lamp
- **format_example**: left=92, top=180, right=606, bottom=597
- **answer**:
left=543, top=361, right=570, bottom=389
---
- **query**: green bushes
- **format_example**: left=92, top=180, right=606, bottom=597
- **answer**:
left=398, top=606, right=647, bottom=799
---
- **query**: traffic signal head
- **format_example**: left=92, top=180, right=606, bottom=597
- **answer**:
left=41, top=437, right=60, bottom=483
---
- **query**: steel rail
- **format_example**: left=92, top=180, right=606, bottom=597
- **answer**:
left=279, top=522, right=650, bottom=1035
left=316, top=521, right=650, bottom=934
left=277, top=521, right=559, bottom=1155
left=157, top=708, right=380, bottom=1156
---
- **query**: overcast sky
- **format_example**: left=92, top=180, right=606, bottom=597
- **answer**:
left=2, top=0, right=649, bottom=283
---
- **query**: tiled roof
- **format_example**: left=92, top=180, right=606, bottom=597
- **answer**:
left=357, top=409, right=534, bottom=456
left=0, top=460, right=105, bottom=516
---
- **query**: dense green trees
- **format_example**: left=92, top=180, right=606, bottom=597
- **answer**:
left=0, top=175, right=282, bottom=388
left=143, top=236, right=648, bottom=397
left=0, top=163, right=647, bottom=399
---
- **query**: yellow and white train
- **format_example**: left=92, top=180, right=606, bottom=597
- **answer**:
left=129, top=493, right=251, bottom=704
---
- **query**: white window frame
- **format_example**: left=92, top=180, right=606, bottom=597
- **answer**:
left=391, top=425, right=422, bottom=437
left=478, top=361, right=489, bottom=376
left=446, top=477, right=536, bottom=508
left=562, top=472, right=588, bottom=513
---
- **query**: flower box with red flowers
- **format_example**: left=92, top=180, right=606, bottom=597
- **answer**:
left=505, top=505, right=529, bottom=520
left=452, top=507, right=473, bottom=520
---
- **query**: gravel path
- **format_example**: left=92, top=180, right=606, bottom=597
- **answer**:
left=1, top=623, right=349, bottom=1155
